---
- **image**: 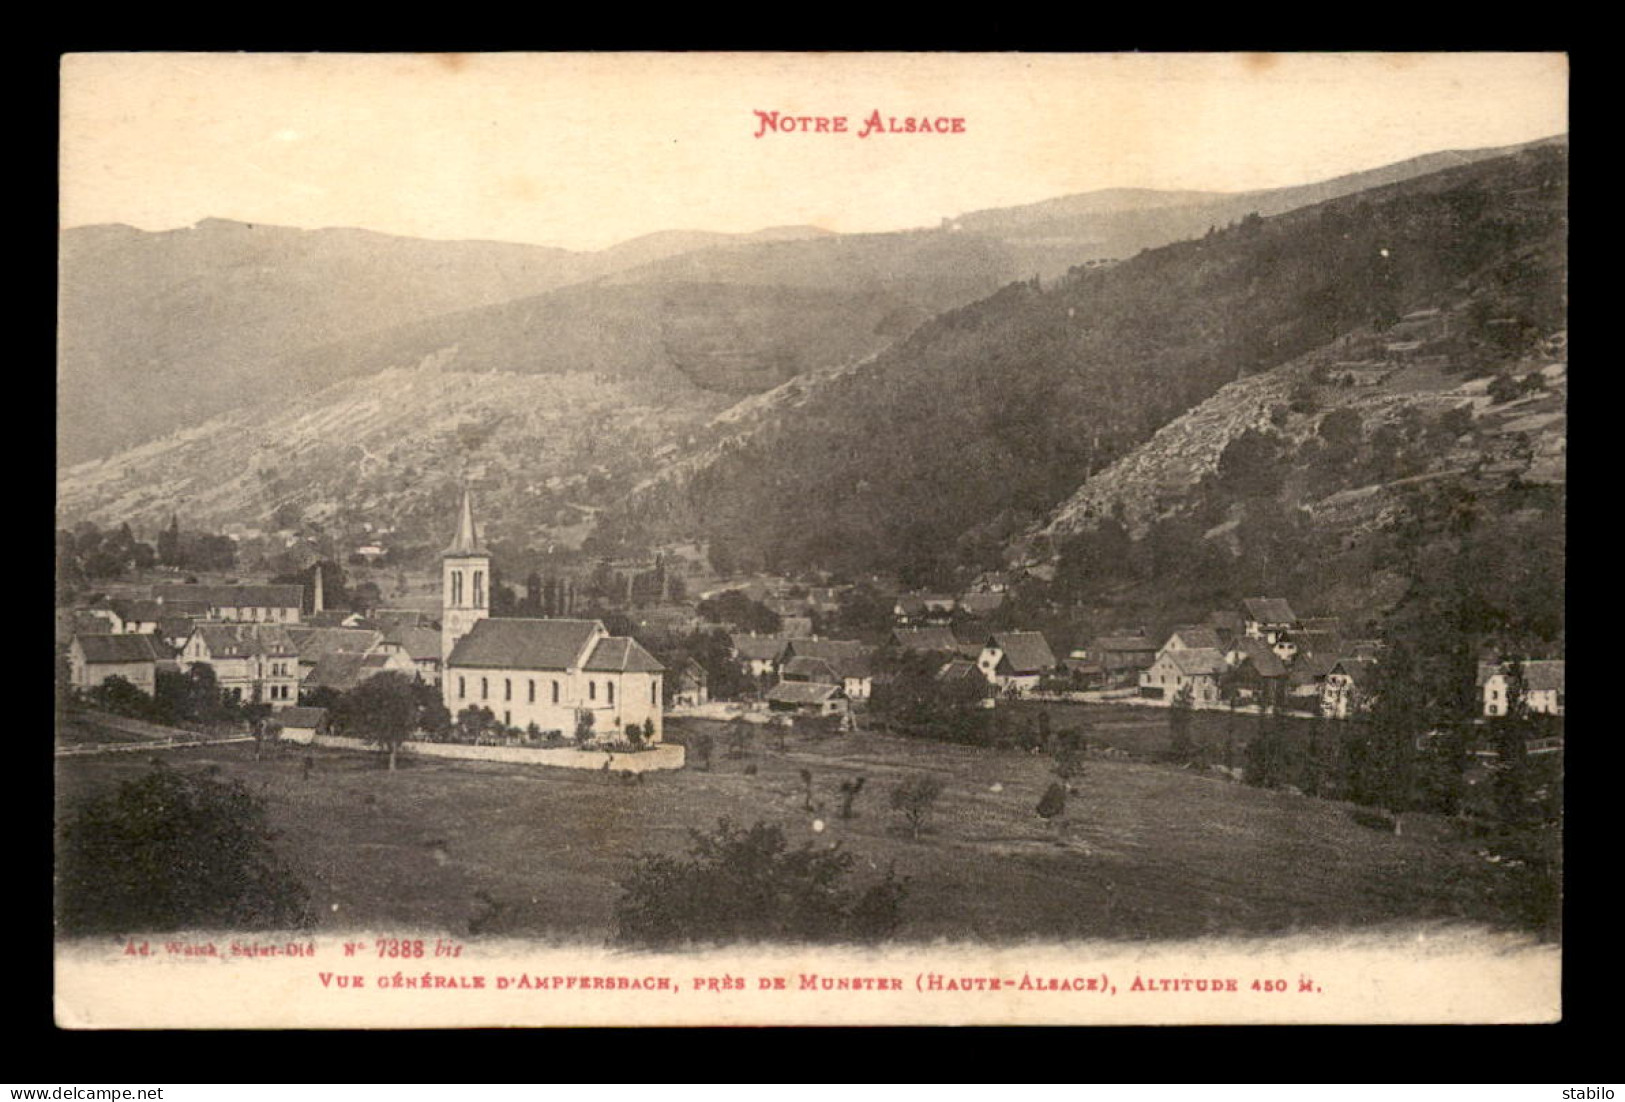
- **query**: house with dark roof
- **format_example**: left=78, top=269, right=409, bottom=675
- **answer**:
left=892, top=626, right=962, bottom=654
left=1139, top=646, right=1228, bottom=704
left=1084, top=634, right=1160, bottom=686
left=152, top=583, right=304, bottom=624
left=1321, top=657, right=1378, bottom=719
left=1241, top=598, right=1299, bottom=644
left=69, top=633, right=163, bottom=694
left=781, top=638, right=874, bottom=699
left=1225, top=637, right=1288, bottom=704
left=274, top=706, right=329, bottom=745
left=1161, top=625, right=1225, bottom=655
left=976, top=632, right=1058, bottom=695
left=1478, top=660, right=1564, bottom=718
left=730, top=633, right=790, bottom=678
left=376, top=626, right=445, bottom=685
left=672, top=658, right=709, bottom=707
left=179, top=623, right=301, bottom=707
left=765, top=680, right=849, bottom=720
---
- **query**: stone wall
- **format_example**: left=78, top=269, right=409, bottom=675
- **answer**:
left=310, top=734, right=685, bottom=772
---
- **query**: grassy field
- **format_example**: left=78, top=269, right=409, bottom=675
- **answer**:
left=1008, top=699, right=1324, bottom=761
left=55, top=716, right=1558, bottom=943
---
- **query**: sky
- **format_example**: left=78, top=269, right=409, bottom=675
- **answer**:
left=60, top=52, right=1568, bottom=253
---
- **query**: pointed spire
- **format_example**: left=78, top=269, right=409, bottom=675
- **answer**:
left=443, top=486, right=488, bottom=557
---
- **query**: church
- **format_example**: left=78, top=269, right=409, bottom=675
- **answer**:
left=439, top=490, right=665, bottom=742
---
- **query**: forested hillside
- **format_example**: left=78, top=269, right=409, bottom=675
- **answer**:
left=619, top=143, right=1567, bottom=590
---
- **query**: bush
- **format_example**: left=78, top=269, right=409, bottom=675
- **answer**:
left=612, top=819, right=906, bottom=948
left=889, top=775, right=945, bottom=839
left=57, top=765, right=311, bottom=934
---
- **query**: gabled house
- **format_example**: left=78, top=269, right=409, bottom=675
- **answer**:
left=1160, top=625, right=1225, bottom=655
left=1477, top=660, right=1565, bottom=718
left=275, top=706, right=329, bottom=745
left=671, top=658, right=709, bottom=707
left=977, top=632, right=1058, bottom=695
left=376, top=626, right=444, bottom=685
left=1085, top=634, right=1160, bottom=687
left=69, top=633, right=162, bottom=695
left=1139, top=646, right=1227, bottom=704
left=1321, top=657, right=1377, bottom=719
left=730, top=634, right=789, bottom=678
left=765, top=680, right=849, bottom=719
left=1224, top=637, right=1288, bottom=704
left=780, top=638, right=874, bottom=699
left=1240, top=598, right=1299, bottom=644
left=180, top=623, right=301, bottom=708
left=892, top=626, right=962, bottom=654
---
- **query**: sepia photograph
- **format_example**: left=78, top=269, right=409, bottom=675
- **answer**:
left=53, top=51, right=1566, bottom=1028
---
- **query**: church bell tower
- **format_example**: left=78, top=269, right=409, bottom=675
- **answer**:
left=441, top=487, right=491, bottom=668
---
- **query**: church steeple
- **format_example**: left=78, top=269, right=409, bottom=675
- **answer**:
left=440, top=485, right=491, bottom=673
left=444, top=486, right=488, bottom=557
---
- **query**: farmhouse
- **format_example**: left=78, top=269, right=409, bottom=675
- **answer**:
left=1478, top=660, right=1565, bottom=718
left=1321, top=658, right=1377, bottom=719
left=275, top=705, right=329, bottom=745
left=1240, top=598, right=1299, bottom=644
left=671, top=658, right=709, bottom=706
left=765, top=680, right=849, bottom=720
left=1084, top=633, right=1160, bottom=687
left=1138, top=647, right=1227, bottom=704
left=976, top=632, right=1058, bottom=695
left=69, top=633, right=162, bottom=694
left=438, top=490, right=664, bottom=739
left=730, top=633, right=789, bottom=678
left=780, top=638, right=874, bottom=699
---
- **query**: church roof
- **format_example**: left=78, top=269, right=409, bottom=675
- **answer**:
left=583, top=636, right=666, bottom=673
left=443, top=488, right=489, bottom=557
left=447, top=618, right=603, bottom=671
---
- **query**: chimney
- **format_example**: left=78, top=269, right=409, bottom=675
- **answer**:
left=313, top=563, right=325, bottom=614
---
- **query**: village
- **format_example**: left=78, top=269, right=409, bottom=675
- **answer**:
left=59, top=481, right=1561, bottom=764
left=53, top=480, right=1565, bottom=950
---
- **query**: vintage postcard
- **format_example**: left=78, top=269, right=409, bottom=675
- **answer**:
left=55, top=51, right=1567, bottom=1027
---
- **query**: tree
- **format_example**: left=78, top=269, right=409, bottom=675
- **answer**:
left=727, top=718, right=752, bottom=758
left=333, top=672, right=420, bottom=771
left=1035, top=781, right=1067, bottom=822
left=689, top=732, right=714, bottom=772
left=57, top=765, right=311, bottom=934
left=889, top=775, right=944, bottom=840
left=837, top=776, right=867, bottom=820
left=84, top=675, right=154, bottom=721
left=612, top=819, right=906, bottom=948
left=1168, top=683, right=1195, bottom=762
left=574, top=708, right=596, bottom=746
left=157, top=514, right=182, bottom=568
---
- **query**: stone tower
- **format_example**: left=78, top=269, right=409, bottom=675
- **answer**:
left=441, top=487, right=490, bottom=668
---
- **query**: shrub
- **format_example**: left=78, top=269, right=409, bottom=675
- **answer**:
left=889, top=775, right=945, bottom=839
left=612, top=819, right=906, bottom=948
left=57, top=765, right=311, bottom=934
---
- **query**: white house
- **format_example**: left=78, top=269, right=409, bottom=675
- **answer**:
left=69, top=633, right=162, bottom=695
left=1478, top=660, right=1564, bottom=718
left=976, top=632, right=1058, bottom=695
